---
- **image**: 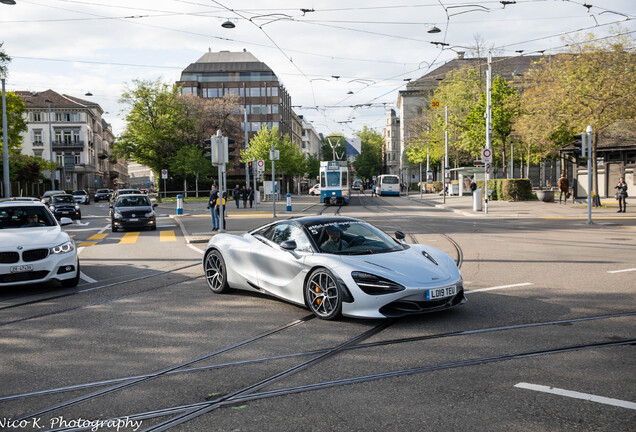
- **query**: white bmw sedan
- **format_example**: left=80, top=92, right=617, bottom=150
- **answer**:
left=0, top=199, right=80, bottom=288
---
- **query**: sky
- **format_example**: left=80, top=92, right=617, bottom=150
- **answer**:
left=2, top=0, right=635, bottom=138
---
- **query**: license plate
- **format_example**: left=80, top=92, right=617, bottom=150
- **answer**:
left=128, top=218, right=138, bottom=222
left=426, top=285, right=457, bottom=300
left=11, top=264, right=34, bottom=273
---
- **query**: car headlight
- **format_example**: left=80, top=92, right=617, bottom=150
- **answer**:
left=51, top=240, right=75, bottom=254
left=113, top=212, right=122, bottom=220
left=75, top=204, right=80, bottom=210
left=144, top=211, right=155, bottom=218
left=49, top=205, right=56, bottom=211
left=351, top=271, right=405, bottom=295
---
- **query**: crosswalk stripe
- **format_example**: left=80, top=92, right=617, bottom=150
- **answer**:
left=87, top=233, right=108, bottom=241
left=77, top=242, right=98, bottom=247
left=119, top=232, right=140, bottom=244
left=160, top=230, right=176, bottom=242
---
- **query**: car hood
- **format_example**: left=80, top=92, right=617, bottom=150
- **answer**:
left=338, top=247, right=453, bottom=285
left=0, top=226, right=68, bottom=249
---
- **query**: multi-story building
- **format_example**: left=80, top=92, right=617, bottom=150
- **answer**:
left=17, top=89, right=123, bottom=191
left=395, top=54, right=542, bottom=183
left=381, top=109, right=400, bottom=175
left=299, top=115, right=322, bottom=158
left=127, top=162, right=154, bottom=189
left=176, top=49, right=296, bottom=177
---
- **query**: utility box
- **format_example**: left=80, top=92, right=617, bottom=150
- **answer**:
left=473, top=189, right=482, bottom=211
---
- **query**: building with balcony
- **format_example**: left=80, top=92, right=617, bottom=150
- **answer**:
left=17, top=89, right=123, bottom=192
left=382, top=109, right=400, bottom=175
left=299, top=115, right=322, bottom=158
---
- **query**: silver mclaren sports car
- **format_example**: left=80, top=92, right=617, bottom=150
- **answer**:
left=203, top=216, right=466, bottom=320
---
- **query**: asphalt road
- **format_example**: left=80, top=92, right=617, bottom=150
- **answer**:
left=0, top=194, right=634, bottom=432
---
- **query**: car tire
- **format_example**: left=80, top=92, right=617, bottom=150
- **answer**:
left=304, top=268, right=342, bottom=320
left=61, top=261, right=81, bottom=288
left=151, top=225, right=157, bottom=231
left=204, top=249, right=229, bottom=293
left=112, top=225, right=118, bottom=232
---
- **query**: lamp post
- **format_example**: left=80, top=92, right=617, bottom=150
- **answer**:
left=586, top=125, right=593, bottom=225
left=2, top=78, right=9, bottom=198
left=46, top=99, right=55, bottom=189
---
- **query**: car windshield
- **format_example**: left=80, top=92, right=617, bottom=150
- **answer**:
left=0, top=206, right=57, bottom=229
left=44, top=190, right=65, bottom=197
left=305, top=221, right=403, bottom=255
left=117, top=196, right=151, bottom=207
left=73, top=190, right=86, bottom=195
left=52, top=195, right=74, bottom=204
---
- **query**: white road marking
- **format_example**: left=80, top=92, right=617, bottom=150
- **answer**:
left=515, top=383, right=636, bottom=410
left=607, top=268, right=636, bottom=274
left=187, top=244, right=204, bottom=254
left=466, top=282, right=533, bottom=294
left=79, top=271, right=97, bottom=283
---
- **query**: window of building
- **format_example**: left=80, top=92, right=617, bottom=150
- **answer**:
left=55, top=131, right=62, bottom=143
left=32, top=112, right=42, bottom=122
left=271, top=87, right=279, bottom=96
left=251, top=122, right=261, bottom=132
left=249, top=87, right=261, bottom=97
left=33, top=150, right=43, bottom=157
left=271, top=105, right=278, bottom=114
left=73, top=130, right=81, bottom=143
left=74, top=153, right=81, bottom=164
left=63, top=131, right=72, bottom=144
left=225, top=88, right=239, bottom=97
left=181, top=87, right=196, bottom=95
left=33, top=129, right=43, bottom=144
left=56, top=153, right=63, bottom=165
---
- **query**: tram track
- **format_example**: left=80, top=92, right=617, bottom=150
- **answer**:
left=0, top=262, right=201, bottom=326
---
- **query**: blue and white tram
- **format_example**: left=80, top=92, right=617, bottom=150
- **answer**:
left=376, top=174, right=400, bottom=196
left=319, top=161, right=350, bottom=205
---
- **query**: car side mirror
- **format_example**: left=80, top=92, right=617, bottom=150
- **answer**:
left=395, top=230, right=407, bottom=245
left=280, top=240, right=297, bottom=251
left=59, top=217, right=73, bottom=226
left=109, top=204, right=113, bottom=208
left=152, top=203, right=158, bottom=209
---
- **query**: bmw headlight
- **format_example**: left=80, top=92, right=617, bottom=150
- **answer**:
left=113, top=212, right=122, bottom=220
left=351, top=271, right=405, bottom=295
left=51, top=240, right=75, bottom=254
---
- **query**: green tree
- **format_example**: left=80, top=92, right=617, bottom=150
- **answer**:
left=465, top=76, right=519, bottom=176
left=305, top=153, right=320, bottom=181
left=353, top=126, right=383, bottom=179
left=170, top=145, right=213, bottom=197
left=514, top=29, right=636, bottom=193
left=0, top=41, right=10, bottom=77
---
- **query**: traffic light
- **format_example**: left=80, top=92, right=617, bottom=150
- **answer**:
left=227, top=138, right=236, bottom=161
left=204, top=138, right=212, bottom=162
left=247, top=161, right=253, bottom=176
left=572, top=133, right=587, bottom=158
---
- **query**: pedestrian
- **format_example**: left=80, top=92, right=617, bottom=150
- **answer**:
left=232, top=185, right=241, bottom=209
left=241, top=185, right=248, bottom=208
left=247, top=186, right=254, bottom=208
left=216, top=190, right=227, bottom=229
left=558, top=173, right=570, bottom=204
left=371, top=183, right=376, bottom=197
left=614, top=177, right=628, bottom=213
left=208, top=185, right=219, bottom=231
left=470, top=178, right=477, bottom=193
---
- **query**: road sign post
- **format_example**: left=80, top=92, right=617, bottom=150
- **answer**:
left=481, top=148, right=492, bottom=214
left=161, top=169, right=168, bottom=200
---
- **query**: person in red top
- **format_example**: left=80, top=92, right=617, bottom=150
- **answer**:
left=558, top=173, right=570, bottom=204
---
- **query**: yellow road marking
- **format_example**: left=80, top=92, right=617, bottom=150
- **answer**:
left=119, top=232, right=140, bottom=244
left=87, top=233, right=108, bottom=241
left=160, top=230, right=176, bottom=242
left=77, top=242, right=98, bottom=247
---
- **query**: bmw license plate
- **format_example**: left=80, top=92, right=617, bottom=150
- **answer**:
left=426, top=285, right=457, bottom=300
left=11, top=264, right=34, bottom=273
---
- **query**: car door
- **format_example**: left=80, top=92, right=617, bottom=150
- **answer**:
left=251, top=222, right=312, bottom=305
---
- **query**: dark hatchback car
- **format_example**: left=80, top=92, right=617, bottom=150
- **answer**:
left=110, top=194, right=157, bottom=232
left=48, top=194, right=81, bottom=220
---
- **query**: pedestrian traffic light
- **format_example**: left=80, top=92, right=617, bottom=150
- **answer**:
left=204, top=137, right=212, bottom=162
left=247, top=161, right=253, bottom=176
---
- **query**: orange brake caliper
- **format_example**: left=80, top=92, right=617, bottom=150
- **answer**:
left=314, top=284, right=322, bottom=305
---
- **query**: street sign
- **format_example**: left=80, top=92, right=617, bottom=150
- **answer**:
left=256, top=159, right=265, bottom=171
left=270, top=150, right=280, bottom=161
left=444, top=166, right=450, bottom=182
left=481, top=148, right=492, bottom=163
left=485, top=163, right=491, bottom=174
left=474, top=160, right=484, bottom=166
left=94, top=179, right=98, bottom=184
left=431, top=100, right=440, bottom=108
left=161, top=169, right=168, bottom=179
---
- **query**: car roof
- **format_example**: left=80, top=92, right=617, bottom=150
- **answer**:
left=115, top=193, right=150, bottom=200
left=0, top=199, right=48, bottom=208
left=43, top=190, right=66, bottom=195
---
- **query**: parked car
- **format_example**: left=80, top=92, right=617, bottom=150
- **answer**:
left=94, top=189, right=111, bottom=202
left=110, top=194, right=158, bottom=232
left=48, top=194, right=81, bottom=220
left=72, top=190, right=90, bottom=205
left=41, top=190, right=66, bottom=205
left=0, top=199, right=80, bottom=288
left=309, top=184, right=320, bottom=196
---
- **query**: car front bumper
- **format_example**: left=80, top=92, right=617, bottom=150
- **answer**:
left=112, top=217, right=156, bottom=229
left=0, top=252, right=79, bottom=287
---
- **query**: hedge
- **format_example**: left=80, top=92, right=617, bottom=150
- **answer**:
left=476, top=178, right=532, bottom=201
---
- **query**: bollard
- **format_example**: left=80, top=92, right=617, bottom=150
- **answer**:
left=176, top=194, right=183, bottom=215
left=286, top=193, right=292, bottom=212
